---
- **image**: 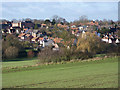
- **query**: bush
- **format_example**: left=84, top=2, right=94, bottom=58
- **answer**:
left=38, top=47, right=71, bottom=64
left=18, top=51, right=27, bottom=58
left=27, top=50, right=34, bottom=58
left=38, top=47, right=53, bottom=63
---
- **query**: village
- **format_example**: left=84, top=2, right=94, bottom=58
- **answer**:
left=1, top=18, right=120, bottom=52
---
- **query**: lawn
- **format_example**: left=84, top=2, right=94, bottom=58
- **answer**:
left=2, top=57, right=118, bottom=88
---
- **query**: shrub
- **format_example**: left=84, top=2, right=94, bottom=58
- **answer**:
left=38, top=47, right=69, bottom=64
left=38, top=47, right=54, bottom=63
left=27, top=50, right=34, bottom=58
left=18, top=51, right=27, bottom=58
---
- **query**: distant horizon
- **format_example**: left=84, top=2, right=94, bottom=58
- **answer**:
left=1, top=17, right=118, bottom=22
left=2, top=2, right=118, bottom=22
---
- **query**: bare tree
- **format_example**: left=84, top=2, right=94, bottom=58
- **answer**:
left=79, top=15, right=88, bottom=23
left=51, top=15, right=67, bottom=24
left=5, top=46, right=19, bottom=59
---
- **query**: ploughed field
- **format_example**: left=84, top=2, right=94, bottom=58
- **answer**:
left=2, top=57, right=118, bottom=88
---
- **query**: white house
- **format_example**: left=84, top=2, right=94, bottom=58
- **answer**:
left=78, top=26, right=83, bottom=30
left=52, top=43, right=59, bottom=51
left=71, top=25, right=76, bottom=28
left=16, top=29, right=19, bottom=34
left=8, top=29, right=11, bottom=34
left=102, top=36, right=109, bottom=43
left=21, top=36, right=25, bottom=40
left=102, top=38, right=108, bottom=43
left=82, top=30, right=86, bottom=38
left=42, top=39, right=54, bottom=48
left=116, top=39, right=119, bottom=43
left=2, top=30, right=4, bottom=34
left=108, top=39, right=112, bottom=43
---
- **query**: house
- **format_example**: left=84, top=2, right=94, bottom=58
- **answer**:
left=101, top=35, right=118, bottom=44
left=8, top=27, right=16, bottom=34
left=41, top=24, right=46, bottom=28
left=78, top=26, right=84, bottom=30
left=12, top=21, right=25, bottom=28
left=78, top=25, right=88, bottom=31
left=57, top=24, right=68, bottom=29
left=52, top=43, right=59, bottom=51
left=71, top=27, right=79, bottom=30
left=38, top=37, right=44, bottom=45
left=87, top=20, right=98, bottom=26
left=42, top=39, right=54, bottom=47
left=31, top=37, right=39, bottom=43
left=82, top=30, right=86, bottom=38
left=57, top=24, right=62, bottom=27
left=24, top=29, right=30, bottom=34
left=2, top=30, right=4, bottom=34
left=18, top=33, right=26, bottom=40
left=25, top=34, right=30, bottom=37
left=108, top=38, right=112, bottom=43
left=32, top=30, right=39, bottom=37
left=116, top=39, right=120, bottom=43
left=12, top=22, right=20, bottom=27
left=102, top=36, right=109, bottom=43
left=71, top=25, right=76, bottom=28
left=72, top=31, right=75, bottom=34
left=16, top=29, right=19, bottom=34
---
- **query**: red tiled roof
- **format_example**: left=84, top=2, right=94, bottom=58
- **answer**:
left=71, top=27, right=78, bottom=30
left=54, top=37, right=63, bottom=43
left=102, top=37, right=108, bottom=39
left=39, top=37, right=44, bottom=40
left=18, top=33, right=26, bottom=37
left=26, top=34, right=30, bottom=37
left=23, top=28, right=28, bottom=31
left=31, top=37, right=39, bottom=41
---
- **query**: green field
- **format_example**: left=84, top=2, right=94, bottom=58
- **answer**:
left=2, top=57, right=118, bottom=88
left=2, top=59, right=37, bottom=68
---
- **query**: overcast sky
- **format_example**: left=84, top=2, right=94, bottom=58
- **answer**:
left=1, top=2, right=118, bottom=22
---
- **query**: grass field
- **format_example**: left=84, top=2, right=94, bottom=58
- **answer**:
left=2, top=58, right=37, bottom=68
left=2, top=56, right=118, bottom=88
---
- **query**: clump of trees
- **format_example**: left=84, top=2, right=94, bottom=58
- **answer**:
left=4, top=46, right=19, bottom=59
left=2, top=34, right=28, bottom=60
left=2, top=34, right=23, bottom=59
left=38, top=47, right=61, bottom=63
left=76, top=32, right=106, bottom=54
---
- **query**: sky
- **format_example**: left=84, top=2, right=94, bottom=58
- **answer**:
left=1, top=2, right=118, bottom=22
